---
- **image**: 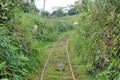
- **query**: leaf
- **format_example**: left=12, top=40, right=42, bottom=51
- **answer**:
left=0, top=78, right=9, bottom=80
left=118, top=73, right=120, bottom=80
left=0, top=62, right=6, bottom=70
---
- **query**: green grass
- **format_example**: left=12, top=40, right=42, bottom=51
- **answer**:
left=60, top=15, right=79, bottom=23
left=68, top=31, right=93, bottom=80
left=27, top=30, right=75, bottom=80
left=52, top=15, right=79, bottom=23
left=0, top=11, right=74, bottom=79
left=42, top=31, right=73, bottom=80
left=27, top=41, right=55, bottom=80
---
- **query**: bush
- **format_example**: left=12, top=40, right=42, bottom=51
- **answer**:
left=76, top=0, right=120, bottom=79
left=0, top=12, right=73, bottom=80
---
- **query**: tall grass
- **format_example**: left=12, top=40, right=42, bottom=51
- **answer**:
left=74, top=0, right=120, bottom=79
left=0, top=9, right=73, bottom=80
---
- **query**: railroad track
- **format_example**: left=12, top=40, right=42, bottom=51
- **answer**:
left=40, top=35, right=75, bottom=80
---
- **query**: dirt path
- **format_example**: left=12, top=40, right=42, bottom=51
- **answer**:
left=40, top=35, right=75, bottom=80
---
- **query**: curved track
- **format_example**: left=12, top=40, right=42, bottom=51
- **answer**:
left=40, top=36, right=75, bottom=80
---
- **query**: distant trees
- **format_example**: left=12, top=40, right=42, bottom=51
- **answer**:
left=51, top=7, right=65, bottom=17
left=67, top=6, right=79, bottom=15
left=41, top=11, right=50, bottom=17
left=51, top=5, right=80, bottom=17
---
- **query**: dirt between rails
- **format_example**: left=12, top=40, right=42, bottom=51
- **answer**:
left=40, top=35, right=76, bottom=80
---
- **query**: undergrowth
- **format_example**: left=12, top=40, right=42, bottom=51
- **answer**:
left=74, top=0, right=120, bottom=79
left=0, top=1, right=73, bottom=79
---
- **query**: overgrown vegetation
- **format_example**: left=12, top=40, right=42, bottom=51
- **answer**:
left=1, top=0, right=120, bottom=80
left=0, top=0, right=73, bottom=79
left=74, top=0, right=120, bottom=79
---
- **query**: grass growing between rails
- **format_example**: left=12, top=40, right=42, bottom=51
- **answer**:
left=69, top=31, right=104, bottom=80
left=0, top=12, right=74, bottom=80
left=27, top=41, right=54, bottom=80
left=69, top=32, right=93, bottom=80
left=28, top=30, right=75, bottom=80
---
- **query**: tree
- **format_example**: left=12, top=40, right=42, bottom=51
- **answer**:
left=41, top=11, right=50, bottom=17
left=68, top=6, right=79, bottom=15
left=51, top=7, right=65, bottom=17
left=20, top=0, right=36, bottom=13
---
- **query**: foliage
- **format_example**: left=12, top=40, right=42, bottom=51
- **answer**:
left=75, top=0, right=120, bottom=79
left=69, top=31, right=95, bottom=80
left=51, top=7, right=65, bottom=17
left=67, top=6, right=79, bottom=15
left=0, top=1, right=73, bottom=79
left=41, top=11, right=50, bottom=17
left=0, top=0, right=14, bottom=24
left=51, top=6, right=80, bottom=17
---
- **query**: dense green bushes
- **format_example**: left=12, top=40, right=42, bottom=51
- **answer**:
left=19, top=14, right=73, bottom=42
left=0, top=1, right=73, bottom=79
left=75, top=0, right=120, bottom=79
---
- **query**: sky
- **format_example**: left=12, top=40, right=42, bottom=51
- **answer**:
left=35, top=0, right=76, bottom=12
